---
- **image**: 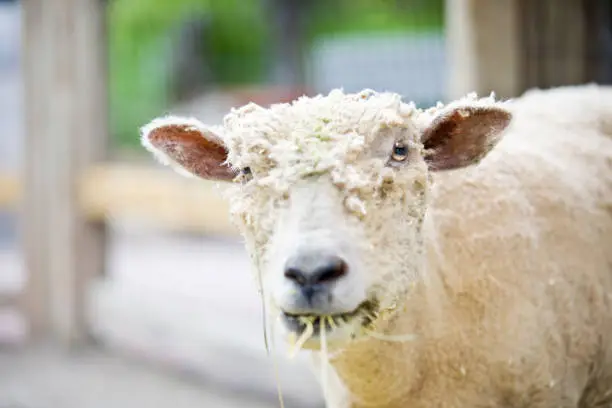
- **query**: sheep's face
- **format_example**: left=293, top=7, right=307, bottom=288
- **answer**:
left=141, top=89, right=512, bottom=350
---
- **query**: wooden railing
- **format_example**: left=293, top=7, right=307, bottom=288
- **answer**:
left=0, top=172, right=18, bottom=211
left=0, top=164, right=238, bottom=346
left=0, top=164, right=237, bottom=235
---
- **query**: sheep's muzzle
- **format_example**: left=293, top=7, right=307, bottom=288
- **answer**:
left=281, top=299, right=379, bottom=338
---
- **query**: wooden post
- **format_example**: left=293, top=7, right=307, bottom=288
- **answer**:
left=518, top=0, right=589, bottom=90
left=21, top=0, right=108, bottom=346
left=445, top=0, right=522, bottom=100
left=446, top=0, right=599, bottom=100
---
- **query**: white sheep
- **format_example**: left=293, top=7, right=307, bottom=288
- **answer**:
left=140, top=84, right=612, bottom=408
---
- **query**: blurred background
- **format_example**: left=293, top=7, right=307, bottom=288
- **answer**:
left=0, top=0, right=610, bottom=407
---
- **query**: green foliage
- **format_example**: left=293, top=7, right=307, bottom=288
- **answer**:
left=307, top=0, right=444, bottom=40
left=109, top=0, right=444, bottom=150
left=204, top=0, right=270, bottom=84
left=108, top=0, right=269, bottom=149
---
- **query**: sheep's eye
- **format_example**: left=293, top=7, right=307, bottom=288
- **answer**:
left=239, top=167, right=253, bottom=182
left=391, top=142, right=409, bottom=162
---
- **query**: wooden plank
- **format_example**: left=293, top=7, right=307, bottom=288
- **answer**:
left=448, top=0, right=594, bottom=99
left=21, top=0, right=108, bottom=346
left=79, top=164, right=238, bottom=236
left=0, top=172, right=19, bottom=209
left=517, top=0, right=587, bottom=90
left=0, top=165, right=238, bottom=236
left=445, top=0, right=522, bottom=100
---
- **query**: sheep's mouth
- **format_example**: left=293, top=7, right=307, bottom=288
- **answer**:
left=281, top=300, right=378, bottom=336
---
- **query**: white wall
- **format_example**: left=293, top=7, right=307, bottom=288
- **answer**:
left=307, top=31, right=447, bottom=106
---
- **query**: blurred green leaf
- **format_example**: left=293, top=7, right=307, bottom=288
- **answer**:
left=108, top=0, right=443, bottom=150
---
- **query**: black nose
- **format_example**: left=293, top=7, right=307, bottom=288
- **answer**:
left=284, top=255, right=348, bottom=288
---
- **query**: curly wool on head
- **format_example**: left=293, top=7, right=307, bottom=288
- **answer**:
left=219, top=89, right=501, bottom=247
left=221, top=88, right=501, bottom=190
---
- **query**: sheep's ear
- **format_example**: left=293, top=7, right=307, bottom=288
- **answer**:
left=140, top=116, right=236, bottom=181
left=421, top=106, right=512, bottom=171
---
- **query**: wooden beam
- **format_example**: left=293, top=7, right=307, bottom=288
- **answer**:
left=446, top=0, right=522, bottom=100
left=518, top=0, right=588, bottom=90
left=79, top=164, right=238, bottom=236
left=21, top=0, right=108, bottom=346
left=0, top=172, right=19, bottom=209
left=446, top=0, right=600, bottom=100
left=0, top=165, right=238, bottom=236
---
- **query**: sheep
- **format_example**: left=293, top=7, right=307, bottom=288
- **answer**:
left=140, top=84, right=612, bottom=408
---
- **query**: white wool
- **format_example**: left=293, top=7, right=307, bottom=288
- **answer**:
left=142, top=85, right=612, bottom=407
left=219, top=88, right=498, bottom=265
left=223, top=89, right=406, bottom=184
left=221, top=89, right=503, bottom=187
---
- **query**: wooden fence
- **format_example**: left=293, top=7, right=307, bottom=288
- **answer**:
left=0, top=164, right=238, bottom=346
left=0, top=165, right=237, bottom=236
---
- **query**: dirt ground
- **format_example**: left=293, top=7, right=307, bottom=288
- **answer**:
left=0, top=226, right=324, bottom=408
left=0, top=344, right=281, bottom=408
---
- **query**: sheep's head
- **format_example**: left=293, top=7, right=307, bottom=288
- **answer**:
left=141, top=89, right=512, bottom=350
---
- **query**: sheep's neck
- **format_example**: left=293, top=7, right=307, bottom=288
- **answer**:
left=325, top=309, right=421, bottom=407
left=325, top=249, right=438, bottom=406
left=322, top=219, right=439, bottom=406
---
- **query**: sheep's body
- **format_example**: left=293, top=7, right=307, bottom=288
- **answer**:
left=141, top=84, right=612, bottom=408
left=316, top=85, right=612, bottom=407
